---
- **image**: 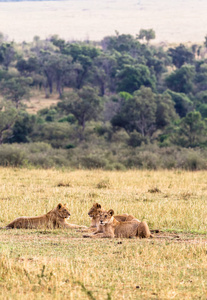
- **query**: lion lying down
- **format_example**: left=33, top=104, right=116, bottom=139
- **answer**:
left=5, top=203, right=87, bottom=229
left=86, top=202, right=137, bottom=233
left=83, top=209, right=152, bottom=239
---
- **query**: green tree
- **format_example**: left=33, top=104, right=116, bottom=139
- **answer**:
left=156, top=92, right=178, bottom=129
left=136, top=29, right=156, bottom=44
left=58, top=86, right=103, bottom=138
left=116, top=64, right=156, bottom=93
left=16, top=56, right=39, bottom=76
left=111, top=86, right=157, bottom=137
left=168, top=44, right=194, bottom=68
left=0, top=42, right=17, bottom=70
left=1, top=76, right=32, bottom=108
left=198, top=103, right=207, bottom=118
left=101, top=33, right=141, bottom=52
left=9, top=111, right=37, bottom=143
left=165, top=90, right=193, bottom=118
left=91, top=54, right=117, bottom=95
left=62, top=43, right=100, bottom=89
left=194, top=62, right=207, bottom=93
left=165, top=64, right=195, bottom=94
left=173, top=111, right=207, bottom=147
left=0, top=104, right=17, bottom=144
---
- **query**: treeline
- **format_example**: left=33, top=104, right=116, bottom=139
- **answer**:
left=1, top=31, right=207, bottom=169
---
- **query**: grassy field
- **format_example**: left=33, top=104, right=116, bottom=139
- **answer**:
left=0, top=168, right=207, bottom=299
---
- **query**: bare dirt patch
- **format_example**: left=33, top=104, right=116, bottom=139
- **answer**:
left=23, top=91, right=59, bottom=114
left=0, top=229, right=206, bottom=245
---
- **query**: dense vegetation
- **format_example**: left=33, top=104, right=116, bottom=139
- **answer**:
left=1, top=31, right=207, bottom=169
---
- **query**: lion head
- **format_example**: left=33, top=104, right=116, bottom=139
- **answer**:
left=55, top=203, right=71, bottom=219
left=88, top=203, right=102, bottom=218
left=99, top=209, right=114, bottom=225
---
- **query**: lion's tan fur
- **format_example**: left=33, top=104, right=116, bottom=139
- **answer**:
left=6, top=203, right=87, bottom=229
left=84, top=209, right=152, bottom=239
left=87, top=203, right=136, bottom=233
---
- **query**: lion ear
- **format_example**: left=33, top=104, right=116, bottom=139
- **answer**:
left=57, top=203, right=63, bottom=209
left=97, top=203, right=101, bottom=208
left=108, top=209, right=114, bottom=216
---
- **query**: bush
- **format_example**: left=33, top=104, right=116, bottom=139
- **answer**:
left=128, top=132, right=148, bottom=147
left=32, top=122, right=74, bottom=148
left=0, top=144, right=27, bottom=167
left=177, top=150, right=207, bottom=170
left=27, top=142, right=52, bottom=153
left=79, top=156, right=108, bottom=169
left=106, top=163, right=126, bottom=171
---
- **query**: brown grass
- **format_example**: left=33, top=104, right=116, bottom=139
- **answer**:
left=23, top=90, right=59, bottom=114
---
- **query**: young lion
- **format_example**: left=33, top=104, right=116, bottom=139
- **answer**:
left=5, top=203, right=87, bottom=229
left=87, top=203, right=136, bottom=233
left=84, top=209, right=152, bottom=239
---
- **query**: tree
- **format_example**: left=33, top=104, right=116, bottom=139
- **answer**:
left=1, top=76, right=32, bottom=108
left=61, top=43, right=101, bottom=89
left=111, top=86, right=157, bottom=137
left=9, top=111, right=37, bottom=143
left=37, top=51, right=75, bottom=97
left=101, top=33, right=141, bottom=52
left=194, top=62, right=207, bottom=93
left=165, top=90, right=193, bottom=118
left=0, top=104, right=17, bottom=144
left=0, top=42, right=17, bottom=70
left=168, top=44, right=194, bottom=68
left=165, top=64, right=195, bottom=94
left=136, top=29, right=156, bottom=44
left=156, top=92, right=178, bottom=129
left=16, top=56, right=39, bottom=76
left=173, top=111, right=207, bottom=147
left=198, top=103, right=207, bottom=118
left=58, top=86, right=103, bottom=138
left=116, top=64, right=156, bottom=93
left=90, top=54, right=117, bottom=95
left=144, top=46, right=172, bottom=81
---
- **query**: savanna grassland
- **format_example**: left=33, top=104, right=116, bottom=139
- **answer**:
left=0, top=168, right=207, bottom=299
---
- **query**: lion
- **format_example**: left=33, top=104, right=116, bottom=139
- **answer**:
left=83, top=209, right=152, bottom=238
left=88, top=202, right=136, bottom=226
left=87, top=203, right=136, bottom=234
left=5, top=203, right=87, bottom=229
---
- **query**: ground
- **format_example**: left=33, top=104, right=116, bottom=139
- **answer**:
left=0, top=168, right=206, bottom=299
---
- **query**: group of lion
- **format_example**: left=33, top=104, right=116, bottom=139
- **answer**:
left=3, top=202, right=153, bottom=239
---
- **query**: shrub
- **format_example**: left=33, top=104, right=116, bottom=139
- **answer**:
left=0, top=144, right=27, bottom=167
left=79, top=156, right=108, bottom=169
left=27, top=142, right=52, bottom=153
left=179, top=151, right=207, bottom=170
left=128, top=132, right=148, bottom=147
left=105, top=162, right=126, bottom=171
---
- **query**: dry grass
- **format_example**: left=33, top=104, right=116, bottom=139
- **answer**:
left=23, top=90, right=59, bottom=114
left=0, top=168, right=207, bottom=299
